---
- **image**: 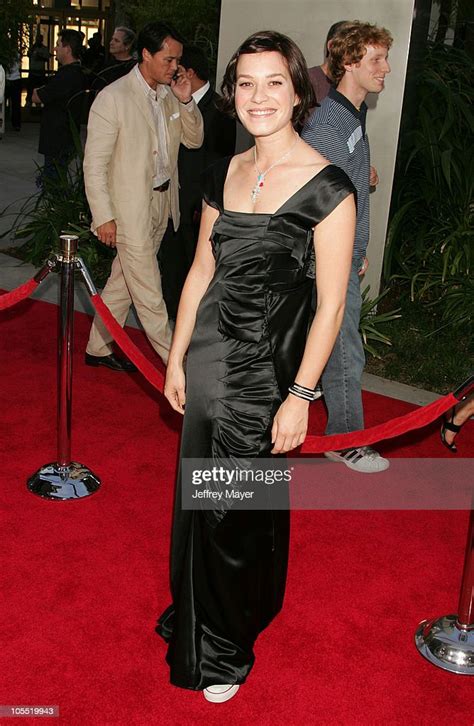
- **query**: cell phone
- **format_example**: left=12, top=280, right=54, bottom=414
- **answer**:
left=172, top=70, right=180, bottom=82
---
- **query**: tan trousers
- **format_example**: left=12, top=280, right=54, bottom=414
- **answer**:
left=86, top=190, right=172, bottom=364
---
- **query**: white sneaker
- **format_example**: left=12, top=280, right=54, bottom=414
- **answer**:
left=324, top=446, right=390, bottom=473
left=203, top=684, right=240, bottom=703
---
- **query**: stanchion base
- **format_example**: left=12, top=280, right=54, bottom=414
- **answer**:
left=415, top=615, right=474, bottom=675
left=27, top=462, right=101, bottom=500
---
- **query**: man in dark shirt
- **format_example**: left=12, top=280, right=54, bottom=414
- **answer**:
left=26, top=34, right=50, bottom=106
left=33, top=29, right=85, bottom=184
left=159, top=45, right=236, bottom=319
left=91, top=27, right=137, bottom=93
left=82, top=32, right=105, bottom=74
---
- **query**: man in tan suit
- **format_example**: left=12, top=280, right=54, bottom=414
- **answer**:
left=84, top=21, right=203, bottom=370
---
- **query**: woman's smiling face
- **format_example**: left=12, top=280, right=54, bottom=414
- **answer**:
left=234, top=51, right=299, bottom=137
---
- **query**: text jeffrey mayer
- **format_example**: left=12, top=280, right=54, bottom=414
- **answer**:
left=192, top=490, right=254, bottom=500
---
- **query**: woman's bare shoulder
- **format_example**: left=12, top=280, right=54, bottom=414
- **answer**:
left=226, top=148, right=253, bottom=179
left=299, top=138, right=331, bottom=169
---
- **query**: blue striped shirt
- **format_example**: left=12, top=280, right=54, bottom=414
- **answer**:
left=301, top=87, right=370, bottom=260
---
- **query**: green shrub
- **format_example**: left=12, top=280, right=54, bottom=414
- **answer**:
left=0, top=123, right=113, bottom=287
left=359, top=286, right=401, bottom=358
left=384, top=43, right=473, bottom=333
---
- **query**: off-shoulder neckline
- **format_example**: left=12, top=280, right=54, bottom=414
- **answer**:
left=219, top=157, right=339, bottom=218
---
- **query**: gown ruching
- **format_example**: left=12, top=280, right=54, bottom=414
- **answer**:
left=157, top=157, right=355, bottom=689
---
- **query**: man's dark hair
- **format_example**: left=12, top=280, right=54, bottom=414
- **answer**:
left=220, top=30, right=315, bottom=127
left=180, top=45, right=209, bottom=82
left=59, top=29, right=83, bottom=60
left=325, top=21, right=349, bottom=56
left=136, top=21, right=185, bottom=63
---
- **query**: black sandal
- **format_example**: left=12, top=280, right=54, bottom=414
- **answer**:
left=440, top=412, right=461, bottom=453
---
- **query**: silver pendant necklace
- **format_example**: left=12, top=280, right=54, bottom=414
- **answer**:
left=251, top=136, right=299, bottom=204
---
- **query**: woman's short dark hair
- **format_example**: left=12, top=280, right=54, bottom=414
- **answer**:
left=220, top=30, right=315, bottom=127
left=136, top=21, right=185, bottom=63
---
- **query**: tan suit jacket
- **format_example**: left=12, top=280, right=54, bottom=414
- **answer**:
left=83, top=68, right=204, bottom=241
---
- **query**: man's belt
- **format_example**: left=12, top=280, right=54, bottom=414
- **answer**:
left=153, top=180, right=170, bottom=192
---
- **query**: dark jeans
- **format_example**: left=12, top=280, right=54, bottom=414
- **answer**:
left=321, top=260, right=366, bottom=435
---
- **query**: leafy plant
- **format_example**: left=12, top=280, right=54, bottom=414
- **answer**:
left=393, top=272, right=473, bottom=335
left=0, top=116, right=113, bottom=288
left=0, top=0, right=32, bottom=71
left=364, top=288, right=472, bottom=393
left=384, top=43, right=473, bottom=331
left=359, top=286, right=401, bottom=358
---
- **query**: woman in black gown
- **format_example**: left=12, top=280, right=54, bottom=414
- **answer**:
left=157, top=31, right=356, bottom=703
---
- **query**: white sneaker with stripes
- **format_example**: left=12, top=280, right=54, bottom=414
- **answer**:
left=324, top=446, right=390, bottom=473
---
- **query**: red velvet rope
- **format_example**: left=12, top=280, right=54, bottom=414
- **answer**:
left=0, top=279, right=39, bottom=311
left=301, top=393, right=458, bottom=453
left=90, top=294, right=165, bottom=391
left=90, top=292, right=464, bottom=453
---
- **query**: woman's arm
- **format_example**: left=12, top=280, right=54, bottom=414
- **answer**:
left=271, top=193, right=356, bottom=453
left=164, top=201, right=219, bottom=414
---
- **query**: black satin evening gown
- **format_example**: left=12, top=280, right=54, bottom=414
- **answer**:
left=157, top=157, right=355, bottom=690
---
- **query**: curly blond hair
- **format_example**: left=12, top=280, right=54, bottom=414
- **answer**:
left=328, top=21, right=393, bottom=85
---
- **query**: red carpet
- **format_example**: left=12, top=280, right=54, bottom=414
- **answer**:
left=1, top=295, right=472, bottom=725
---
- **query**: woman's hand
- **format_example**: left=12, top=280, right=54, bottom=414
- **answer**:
left=271, top=395, right=309, bottom=453
left=164, top=363, right=186, bottom=415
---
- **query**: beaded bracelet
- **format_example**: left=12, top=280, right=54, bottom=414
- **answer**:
left=288, top=382, right=320, bottom=402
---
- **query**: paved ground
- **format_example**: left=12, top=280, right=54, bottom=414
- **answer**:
left=0, top=120, right=141, bottom=328
left=0, top=120, right=440, bottom=405
left=0, top=122, right=41, bottom=244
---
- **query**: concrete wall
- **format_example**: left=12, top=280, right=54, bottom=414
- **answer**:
left=216, top=0, right=415, bottom=296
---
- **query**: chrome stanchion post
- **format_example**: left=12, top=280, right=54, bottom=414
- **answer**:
left=27, top=235, right=100, bottom=500
left=415, top=508, right=474, bottom=674
left=415, top=376, right=474, bottom=674
left=57, top=235, right=75, bottom=467
left=457, top=511, right=474, bottom=630
left=76, top=255, right=98, bottom=297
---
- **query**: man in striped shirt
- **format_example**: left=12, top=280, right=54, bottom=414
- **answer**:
left=302, top=21, right=392, bottom=473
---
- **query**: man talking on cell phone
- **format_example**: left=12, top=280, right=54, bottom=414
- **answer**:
left=83, top=22, right=203, bottom=371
